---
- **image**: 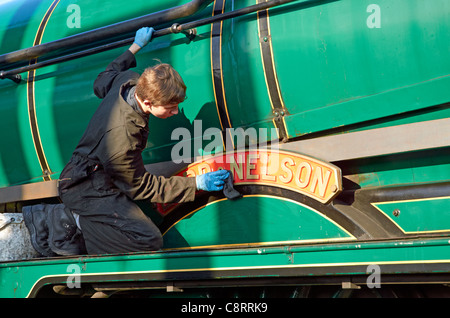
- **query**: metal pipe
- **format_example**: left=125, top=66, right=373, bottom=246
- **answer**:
left=175, top=0, right=300, bottom=32
left=0, top=0, right=214, bottom=67
left=1, top=38, right=134, bottom=80
left=1, top=0, right=302, bottom=81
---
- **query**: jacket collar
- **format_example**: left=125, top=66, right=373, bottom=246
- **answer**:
left=120, top=80, right=149, bottom=124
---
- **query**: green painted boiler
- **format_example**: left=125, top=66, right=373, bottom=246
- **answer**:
left=0, top=0, right=449, bottom=298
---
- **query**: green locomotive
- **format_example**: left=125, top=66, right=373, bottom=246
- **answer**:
left=0, top=0, right=449, bottom=298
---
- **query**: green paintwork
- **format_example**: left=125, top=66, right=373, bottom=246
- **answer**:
left=373, top=197, right=450, bottom=234
left=0, top=0, right=449, bottom=297
left=164, top=196, right=353, bottom=248
left=0, top=0, right=448, bottom=187
left=275, top=1, right=450, bottom=137
left=0, top=237, right=449, bottom=298
left=348, top=158, right=450, bottom=189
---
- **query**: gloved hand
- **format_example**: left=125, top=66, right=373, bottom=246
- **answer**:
left=133, top=27, right=154, bottom=48
left=196, top=170, right=230, bottom=192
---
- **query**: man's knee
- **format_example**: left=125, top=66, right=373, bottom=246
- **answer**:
left=142, top=223, right=163, bottom=251
left=123, top=220, right=163, bottom=252
left=148, top=233, right=163, bottom=250
left=77, top=214, right=163, bottom=254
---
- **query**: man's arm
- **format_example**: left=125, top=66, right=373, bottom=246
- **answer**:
left=103, top=144, right=229, bottom=204
left=96, top=126, right=197, bottom=204
left=97, top=125, right=229, bottom=203
left=93, top=27, right=154, bottom=99
left=129, top=27, right=154, bottom=55
left=128, top=43, right=142, bottom=55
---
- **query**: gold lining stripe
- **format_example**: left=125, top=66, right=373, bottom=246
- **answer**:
left=211, top=0, right=234, bottom=150
left=257, top=1, right=288, bottom=140
left=162, top=194, right=356, bottom=250
left=26, top=257, right=450, bottom=298
left=27, top=0, right=60, bottom=181
left=371, top=195, right=450, bottom=234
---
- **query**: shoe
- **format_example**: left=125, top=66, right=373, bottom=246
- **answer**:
left=47, top=204, right=86, bottom=256
left=22, top=204, right=57, bottom=257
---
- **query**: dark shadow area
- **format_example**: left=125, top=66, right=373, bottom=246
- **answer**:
left=0, top=0, right=42, bottom=186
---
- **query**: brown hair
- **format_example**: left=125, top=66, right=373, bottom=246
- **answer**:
left=135, top=63, right=186, bottom=106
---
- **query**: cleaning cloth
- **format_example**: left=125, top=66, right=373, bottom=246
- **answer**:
left=222, top=170, right=242, bottom=200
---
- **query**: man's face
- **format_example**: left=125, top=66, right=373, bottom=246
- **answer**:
left=135, top=93, right=180, bottom=119
left=147, top=103, right=179, bottom=119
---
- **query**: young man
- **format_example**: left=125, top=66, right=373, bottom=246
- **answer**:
left=23, top=27, right=230, bottom=256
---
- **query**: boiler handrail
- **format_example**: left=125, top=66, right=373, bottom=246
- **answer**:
left=0, top=0, right=306, bottom=83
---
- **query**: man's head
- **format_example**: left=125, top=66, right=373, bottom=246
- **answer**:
left=135, top=63, right=186, bottom=118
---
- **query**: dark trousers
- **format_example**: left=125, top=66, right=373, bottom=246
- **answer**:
left=76, top=193, right=163, bottom=254
left=59, top=156, right=163, bottom=255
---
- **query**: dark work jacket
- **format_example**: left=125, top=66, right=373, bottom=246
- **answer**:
left=59, top=50, right=196, bottom=213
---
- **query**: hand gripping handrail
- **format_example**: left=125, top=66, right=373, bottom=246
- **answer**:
left=0, top=0, right=304, bottom=83
left=0, top=0, right=214, bottom=68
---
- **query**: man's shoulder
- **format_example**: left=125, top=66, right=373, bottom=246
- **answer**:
left=99, top=70, right=139, bottom=102
left=115, top=70, right=140, bottom=86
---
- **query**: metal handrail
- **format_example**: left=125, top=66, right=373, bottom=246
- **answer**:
left=0, top=0, right=214, bottom=67
left=0, top=0, right=302, bottom=83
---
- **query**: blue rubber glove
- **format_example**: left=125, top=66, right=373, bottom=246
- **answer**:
left=196, top=170, right=230, bottom=192
left=133, top=27, right=154, bottom=48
